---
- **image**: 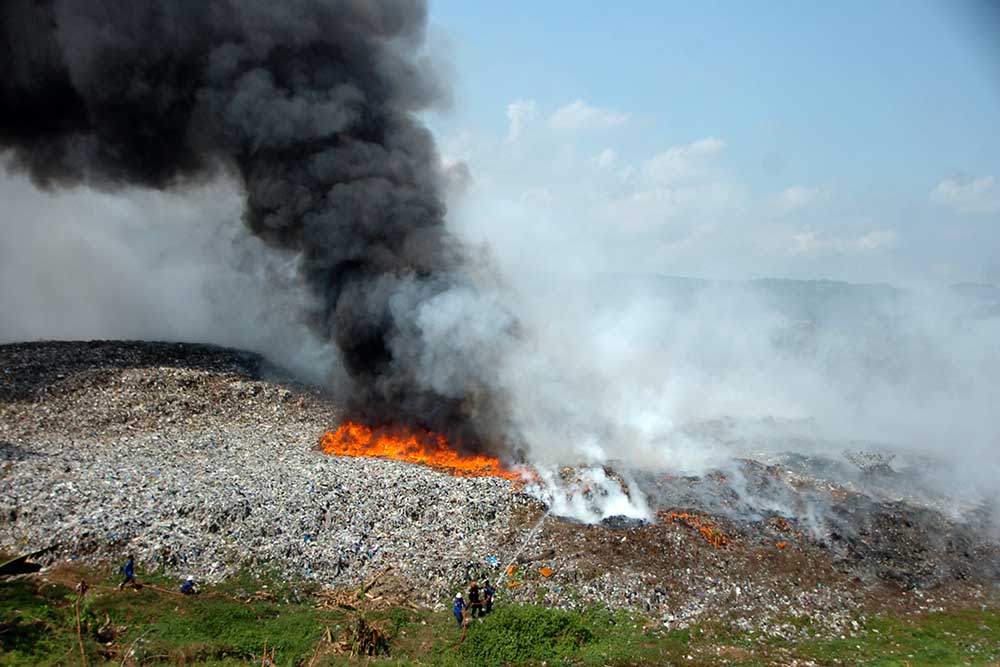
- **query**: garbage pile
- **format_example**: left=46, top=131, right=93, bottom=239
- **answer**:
left=0, top=341, right=540, bottom=606
left=2, top=341, right=998, bottom=635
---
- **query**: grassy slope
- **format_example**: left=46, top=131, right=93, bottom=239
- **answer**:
left=1, top=567, right=998, bottom=666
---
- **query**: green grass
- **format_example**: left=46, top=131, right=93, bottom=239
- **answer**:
left=0, top=577, right=74, bottom=666
left=0, top=568, right=328, bottom=666
left=782, top=611, right=1000, bottom=667
left=2, top=567, right=999, bottom=666
left=86, top=591, right=323, bottom=665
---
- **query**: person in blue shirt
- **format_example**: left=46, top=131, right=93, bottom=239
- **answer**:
left=452, top=592, right=465, bottom=629
left=180, top=576, right=198, bottom=595
left=118, top=554, right=135, bottom=590
left=483, top=580, right=496, bottom=615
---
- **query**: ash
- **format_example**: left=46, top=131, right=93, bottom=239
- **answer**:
left=2, top=341, right=998, bottom=636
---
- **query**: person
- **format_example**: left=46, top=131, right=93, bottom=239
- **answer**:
left=483, top=580, right=496, bottom=615
left=467, top=580, right=482, bottom=618
left=335, top=552, right=347, bottom=577
left=452, top=592, right=465, bottom=629
left=118, top=554, right=135, bottom=590
left=180, top=576, right=198, bottom=595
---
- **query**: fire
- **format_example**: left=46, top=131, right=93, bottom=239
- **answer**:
left=318, top=422, right=519, bottom=480
left=661, top=511, right=729, bottom=549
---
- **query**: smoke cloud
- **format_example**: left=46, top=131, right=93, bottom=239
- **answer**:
left=3, top=1, right=998, bottom=528
left=1, top=0, right=508, bottom=448
left=438, top=122, right=1000, bottom=522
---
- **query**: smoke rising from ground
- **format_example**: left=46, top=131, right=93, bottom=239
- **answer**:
left=1, top=0, right=509, bottom=447
left=3, top=1, right=998, bottom=528
left=438, top=137, right=1000, bottom=521
left=0, top=175, right=341, bottom=385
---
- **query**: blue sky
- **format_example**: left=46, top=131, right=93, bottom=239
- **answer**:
left=424, top=0, right=1000, bottom=285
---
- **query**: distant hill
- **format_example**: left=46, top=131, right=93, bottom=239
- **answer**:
left=601, top=273, right=1000, bottom=323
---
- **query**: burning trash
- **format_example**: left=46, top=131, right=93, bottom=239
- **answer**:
left=318, top=422, right=519, bottom=480
left=661, top=511, right=730, bottom=549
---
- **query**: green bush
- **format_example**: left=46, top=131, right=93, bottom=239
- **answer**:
left=454, top=604, right=596, bottom=666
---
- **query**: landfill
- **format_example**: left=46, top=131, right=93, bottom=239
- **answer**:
left=2, top=341, right=998, bottom=634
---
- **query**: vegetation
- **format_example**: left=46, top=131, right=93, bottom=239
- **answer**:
left=1, top=564, right=998, bottom=666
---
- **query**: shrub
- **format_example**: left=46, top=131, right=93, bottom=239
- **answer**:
left=454, top=604, right=596, bottom=666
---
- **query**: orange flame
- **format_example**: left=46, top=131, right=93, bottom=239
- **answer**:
left=660, top=511, right=729, bottom=549
left=318, top=422, right=519, bottom=480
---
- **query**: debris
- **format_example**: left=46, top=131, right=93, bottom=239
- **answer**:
left=2, top=341, right=997, bottom=639
left=259, top=640, right=276, bottom=666
left=843, top=450, right=896, bottom=477
left=0, top=545, right=53, bottom=576
left=600, top=515, right=648, bottom=530
left=342, top=616, right=389, bottom=657
left=661, top=512, right=729, bottom=549
left=0, top=343, right=539, bottom=607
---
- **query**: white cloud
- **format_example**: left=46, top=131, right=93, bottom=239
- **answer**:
left=589, top=148, right=618, bottom=169
left=441, top=121, right=953, bottom=283
left=791, top=228, right=897, bottom=253
left=642, top=137, right=725, bottom=184
left=599, top=181, right=744, bottom=240
left=549, top=99, right=631, bottom=131
left=931, top=176, right=1000, bottom=215
left=856, top=229, right=897, bottom=250
left=505, top=99, right=537, bottom=143
left=772, top=185, right=831, bottom=214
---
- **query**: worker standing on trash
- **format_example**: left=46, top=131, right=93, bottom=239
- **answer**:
left=118, top=554, right=136, bottom=590
left=452, top=592, right=466, bottom=629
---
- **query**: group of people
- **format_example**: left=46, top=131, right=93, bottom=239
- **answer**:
left=117, top=555, right=198, bottom=595
left=452, top=580, right=497, bottom=628
left=119, top=554, right=501, bottom=623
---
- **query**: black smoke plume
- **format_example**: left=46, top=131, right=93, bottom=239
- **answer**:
left=0, top=0, right=505, bottom=450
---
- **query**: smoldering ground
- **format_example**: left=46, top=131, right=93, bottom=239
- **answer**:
left=443, top=173, right=1000, bottom=525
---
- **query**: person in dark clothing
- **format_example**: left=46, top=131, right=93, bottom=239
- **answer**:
left=467, top=580, right=482, bottom=618
left=180, top=576, right=198, bottom=595
left=118, top=555, right=135, bottom=590
left=452, top=592, right=465, bottom=629
left=483, top=580, right=496, bottom=614
left=335, top=553, right=347, bottom=577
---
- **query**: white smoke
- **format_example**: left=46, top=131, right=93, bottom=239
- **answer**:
left=0, top=173, right=343, bottom=387
left=525, top=466, right=651, bottom=523
left=5, top=132, right=1000, bottom=525
left=4, top=91, right=1000, bottom=527
left=426, top=123, right=1000, bottom=522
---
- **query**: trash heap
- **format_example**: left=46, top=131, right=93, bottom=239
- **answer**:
left=2, top=341, right=998, bottom=635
